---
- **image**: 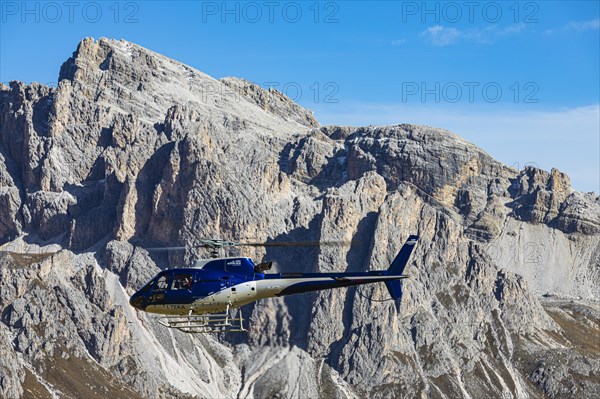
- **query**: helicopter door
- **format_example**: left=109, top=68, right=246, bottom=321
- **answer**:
left=167, top=273, right=194, bottom=305
left=220, top=274, right=234, bottom=290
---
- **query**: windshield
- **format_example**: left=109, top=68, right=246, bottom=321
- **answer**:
left=153, top=274, right=170, bottom=292
left=139, top=275, right=158, bottom=293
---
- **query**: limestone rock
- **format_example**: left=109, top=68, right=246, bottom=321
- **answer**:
left=220, top=77, right=319, bottom=129
left=510, top=166, right=600, bottom=234
left=0, top=38, right=598, bottom=399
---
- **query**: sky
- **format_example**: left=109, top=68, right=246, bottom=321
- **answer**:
left=1, top=0, right=599, bottom=192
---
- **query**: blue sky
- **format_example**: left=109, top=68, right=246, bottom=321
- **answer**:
left=1, top=1, right=598, bottom=192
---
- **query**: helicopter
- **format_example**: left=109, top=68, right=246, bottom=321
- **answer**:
left=129, top=235, right=419, bottom=333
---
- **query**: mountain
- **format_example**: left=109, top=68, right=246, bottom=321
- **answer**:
left=1, top=37, right=599, bottom=399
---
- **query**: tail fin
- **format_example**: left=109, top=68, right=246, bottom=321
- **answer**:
left=384, top=235, right=419, bottom=301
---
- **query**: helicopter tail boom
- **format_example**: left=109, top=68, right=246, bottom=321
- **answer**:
left=384, top=235, right=419, bottom=300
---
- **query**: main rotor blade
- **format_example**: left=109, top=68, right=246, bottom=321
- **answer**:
left=144, top=239, right=359, bottom=251
left=145, top=240, right=234, bottom=251
left=236, top=240, right=355, bottom=247
left=144, top=246, right=187, bottom=251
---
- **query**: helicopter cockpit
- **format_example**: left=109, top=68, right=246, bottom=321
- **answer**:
left=171, top=273, right=193, bottom=290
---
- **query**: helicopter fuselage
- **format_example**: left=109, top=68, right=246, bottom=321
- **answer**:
left=129, top=235, right=418, bottom=320
left=129, top=257, right=409, bottom=316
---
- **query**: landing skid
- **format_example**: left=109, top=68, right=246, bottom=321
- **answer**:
left=156, top=305, right=246, bottom=333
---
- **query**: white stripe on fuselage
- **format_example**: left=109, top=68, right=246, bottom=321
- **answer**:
left=145, top=275, right=404, bottom=315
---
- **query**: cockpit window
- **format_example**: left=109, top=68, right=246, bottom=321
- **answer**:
left=154, top=275, right=170, bottom=292
left=171, top=274, right=193, bottom=290
left=139, top=278, right=155, bottom=293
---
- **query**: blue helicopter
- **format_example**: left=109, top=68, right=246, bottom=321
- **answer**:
left=129, top=235, right=418, bottom=333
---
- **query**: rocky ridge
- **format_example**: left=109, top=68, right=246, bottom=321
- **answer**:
left=0, top=38, right=599, bottom=398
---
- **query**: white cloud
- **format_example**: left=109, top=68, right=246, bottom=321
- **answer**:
left=421, top=25, right=461, bottom=46
left=420, top=24, right=526, bottom=46
left=565, top=18, right=600, bottom=32
left=496, top=23, right=526, bottom=36
left=545, top=19, right=600, bottom=35
left=311, top=103, right=600, bottom=193
left=391, top=39, right=407, bottom=46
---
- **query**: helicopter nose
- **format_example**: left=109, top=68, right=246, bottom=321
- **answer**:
left=129, top=292, right=146, bottom=310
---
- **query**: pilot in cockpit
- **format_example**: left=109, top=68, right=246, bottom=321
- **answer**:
left=183, top=276, right=192, bottom=290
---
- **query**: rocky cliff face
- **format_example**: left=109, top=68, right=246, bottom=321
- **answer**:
left=1, top=38, right=599, bottom=399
